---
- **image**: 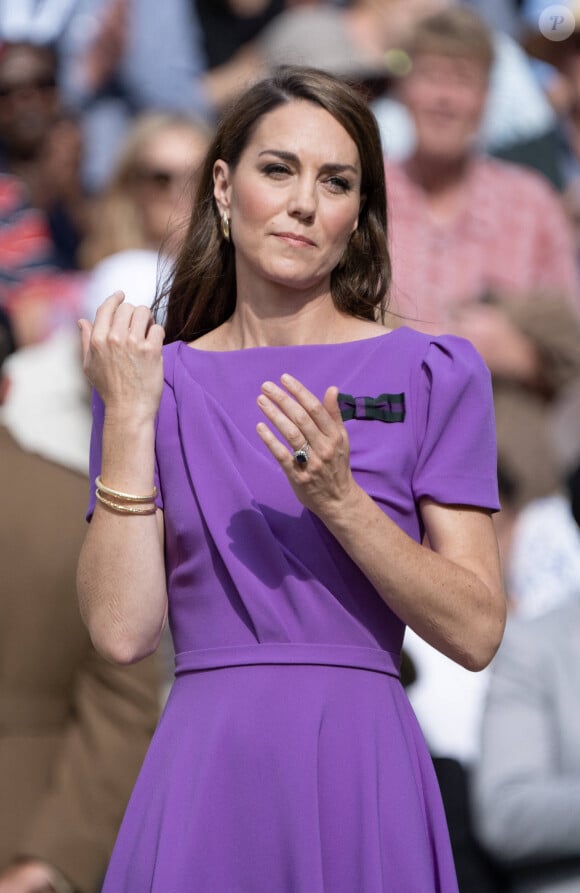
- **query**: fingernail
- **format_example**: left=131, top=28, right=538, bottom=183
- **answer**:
left=261, top=380, right=275, bottom=393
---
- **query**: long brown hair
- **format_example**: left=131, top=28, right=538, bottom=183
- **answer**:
left=156, top=66, right=391, bottom=343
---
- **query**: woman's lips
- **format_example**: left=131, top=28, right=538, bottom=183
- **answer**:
left=273, top=232, right=316, bottom=247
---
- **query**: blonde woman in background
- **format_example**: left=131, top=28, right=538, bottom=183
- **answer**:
left=81, top=112, right=211, bottom=320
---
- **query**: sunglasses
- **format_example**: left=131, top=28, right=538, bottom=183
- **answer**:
left=0, top=75, right=57, bottom=99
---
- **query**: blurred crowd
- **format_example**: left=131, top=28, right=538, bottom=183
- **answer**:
left=1, top=1, right=580, bottom=891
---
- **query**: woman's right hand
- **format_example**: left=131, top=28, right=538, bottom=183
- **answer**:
left=78, top=290, right=165, bottom=421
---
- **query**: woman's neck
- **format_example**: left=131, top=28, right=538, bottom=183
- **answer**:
left=193, top=289, right=382, bottom=351
left=219, top=298, right=347, bottom=350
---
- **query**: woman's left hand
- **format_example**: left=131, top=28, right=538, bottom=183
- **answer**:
left=256, top=373, right=358, bottom=517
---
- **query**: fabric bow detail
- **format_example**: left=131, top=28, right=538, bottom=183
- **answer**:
left=338, top=392, right=406, bottom=423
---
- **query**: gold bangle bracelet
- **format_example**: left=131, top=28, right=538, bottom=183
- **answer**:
left=95, top=475, right=157, bottom=503
left=95, top=489, right=157, bottom=515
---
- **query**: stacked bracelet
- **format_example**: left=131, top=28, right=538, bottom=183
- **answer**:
left=95, top=475, right=158, bottom=515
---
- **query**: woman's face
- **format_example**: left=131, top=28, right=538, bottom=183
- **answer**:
left=133, top=126, right=209, bottom=250
left=213, top=100, right=363, bottom=299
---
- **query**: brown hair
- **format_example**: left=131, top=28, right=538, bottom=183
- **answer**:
left=156, top=65, right=390, bottom=343
left=407, top=7, right=495, bottom=73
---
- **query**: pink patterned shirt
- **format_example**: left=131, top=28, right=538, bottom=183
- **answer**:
left=385, top=157, right=580, bottom=333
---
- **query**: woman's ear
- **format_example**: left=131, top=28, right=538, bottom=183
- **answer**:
left=213, top=159, right=231, bottom=216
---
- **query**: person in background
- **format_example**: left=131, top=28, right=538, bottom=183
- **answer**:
left=368, top=0, right=558, bottom=174
left=0, top=315, right=162, bottom=893
left=80, top=112, right=211, bottom=320
left=384, top=7, right=580, bottom=510
left=0, top=167, right=58, bottom=342
left=385, top=6, right=579, bottom=333
left=0, top=41, right=90, bottom=347
left=0, top=0, right=213, bottom=193
left=0, top=41, right=88, bottom=271
left=472, top=458, right=580, bottom=892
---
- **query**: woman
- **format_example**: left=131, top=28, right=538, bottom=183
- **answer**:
left=80, top=111, right=211, bottom=318
left=77, top=66, right=506, bottom=892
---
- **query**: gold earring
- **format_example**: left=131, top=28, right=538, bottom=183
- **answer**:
left=221, top=212, right=230, bottom=242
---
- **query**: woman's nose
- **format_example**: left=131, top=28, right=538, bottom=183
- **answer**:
left=287, top=177, right=316, bottom=220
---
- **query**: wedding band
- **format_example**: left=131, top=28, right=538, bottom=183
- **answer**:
left=293, top=442, right=310, bottom=465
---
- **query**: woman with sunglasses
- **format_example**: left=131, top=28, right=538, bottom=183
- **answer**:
left=80, top=112, right=211, bottom=321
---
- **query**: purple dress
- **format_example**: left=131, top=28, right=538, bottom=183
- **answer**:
left=89, top=327, right=499, bottom=892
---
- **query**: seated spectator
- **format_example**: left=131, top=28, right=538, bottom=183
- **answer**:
left=0, top=172, right=59, bottom=309
left=0, top=321, right=162, bottom=893
left=384, top=8, right=580, bottom=508
left=472, top=466, right=580, bottom=892
left=79, top=112, right=211, bottom=319
left=0, top=41, right=90, bottom=346
left=0, top=165, right=86, bottom=347
left=0, top=0, right=212, bottom=192
left=0, top=41, right=88, bottom=270
left=369, top=0, right=558, bottom=171
left=384, top=6, right=579, bottom=334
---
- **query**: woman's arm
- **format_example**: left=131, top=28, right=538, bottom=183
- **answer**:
left=257, top=374, right=506, bottom=671
left=76, top=292, right=168, bottom=664
left=321, top=490, right=505, bottom=671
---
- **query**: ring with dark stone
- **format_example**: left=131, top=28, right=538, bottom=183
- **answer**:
left=293, top=442, right=310, bottom=465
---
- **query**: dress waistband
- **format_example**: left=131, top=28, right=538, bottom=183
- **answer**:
left=174, top=643, right=401, bottom=678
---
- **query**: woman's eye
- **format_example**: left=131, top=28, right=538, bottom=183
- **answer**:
left=326, top=176, right=351, bottom=193
left=263, top=163, right=291, bottom=177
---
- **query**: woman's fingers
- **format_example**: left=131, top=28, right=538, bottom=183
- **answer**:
left=322, top=385, right=342, bottom=424
left=77, top=318, right=93, bottom=364
left=108, top=299, right=135, bottom=338
left=257, top=389, right=308, bottom=453
left=91, top=291, right=161, bottom=349
left=256, top=376, right=354, bottom=515
left=129, top=304, right=156, bottom=339
left=147, top=321, right=166, bottom=348
left=278, top=373, right=337, bottom=437
left=257, top=374, right=337, bottom=452
left=79, top=289, right=164, bottom=415
left=92, top=290, right=126, bottom=334
left=256, top=421, right=294, bottom=467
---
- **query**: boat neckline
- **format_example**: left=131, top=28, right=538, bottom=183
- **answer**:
left=181, top=326, right=411, bottom=356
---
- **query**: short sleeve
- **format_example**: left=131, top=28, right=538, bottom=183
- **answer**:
left=412, top=335, right=500, bottom=511
left=86, top=389, right=163, bottom=520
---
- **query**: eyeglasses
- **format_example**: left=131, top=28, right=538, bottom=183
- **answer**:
left=134, top=167, right=192, bottom=192
left=0, top=75, right=57, bottom=99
